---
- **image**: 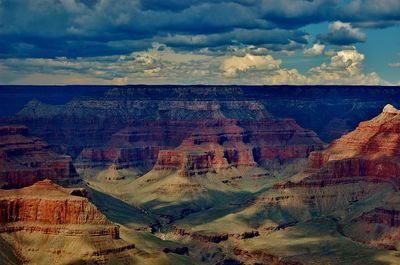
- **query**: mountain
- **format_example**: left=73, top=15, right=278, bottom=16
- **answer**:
left=0, top=179, right=130, bottom=264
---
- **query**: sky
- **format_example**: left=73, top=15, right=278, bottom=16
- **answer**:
left=0, top=0, right=399, bottom=85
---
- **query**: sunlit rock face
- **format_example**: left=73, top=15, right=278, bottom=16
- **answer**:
left=0, top=180, right=143, bottom=264
left=256, top=105, right=400, bottom=250
left=0, top=179, right=117, bottom=235
left=0, top=125, right=80, bottom=188
left=307, top=104, right=400, bottom=187
left=153, top=118, right=322, bottom=177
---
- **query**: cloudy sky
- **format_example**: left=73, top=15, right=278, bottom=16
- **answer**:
left=0, top=0, right=399, bottom=85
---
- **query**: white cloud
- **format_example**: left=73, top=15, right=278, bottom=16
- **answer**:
left=0, top=45, right=388, bottom=85
left=330, top=22, right=366, bottom=41
left=308, top=48, right=383, bottom=85
left=304, top=43, right=325, bottom=56
left=221, top=47, right=385, bottom=85
left=388, top=62, right=400, bottom=68
left=221, top=54, right=281, bottom=77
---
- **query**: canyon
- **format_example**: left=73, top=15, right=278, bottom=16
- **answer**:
left=1, top=86, right=400, bottom=265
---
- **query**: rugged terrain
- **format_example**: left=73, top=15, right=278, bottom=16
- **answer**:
left=1, top=86, right=400, bottom=265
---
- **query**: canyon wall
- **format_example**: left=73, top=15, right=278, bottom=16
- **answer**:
left=0, top=125, right=80, bottom=188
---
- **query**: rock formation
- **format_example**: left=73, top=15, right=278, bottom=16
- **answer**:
left=153, top=118, right=322, bottom=177
left=0, top=180, right=144, bottom=264
left=153, top=119, right=256, bottom=177
left=307, top=104, right=400, bottom=187
left=253, top=104, right=400, bottom=249
left=0, top=179, right=119, bottom=237
left=75, top=120, right=198, bottom=176
left=0, top=125, right=80, bottom=188
left=77, top=118, right=323, bottom=179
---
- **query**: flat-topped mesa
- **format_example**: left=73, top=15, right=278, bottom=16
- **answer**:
left=0, top=125, right=80, bottom=188
left=0, top=179, right=120, bottom=239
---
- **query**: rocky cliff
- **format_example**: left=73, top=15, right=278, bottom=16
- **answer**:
left=0, top=125, right=80, bottom=188
left=0, top=179, right=119, bottom=237
left=252, top=105, right=400, bottom=249
left=15, top=93, right=270, bottom=157
left=153, top=119, right=257, bottom=177
left=306, top=104, right=400, bottom=187
left=77, top=118, right=323, bottom=180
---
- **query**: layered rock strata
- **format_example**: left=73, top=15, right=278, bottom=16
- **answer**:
left=257, top=105, right=400, bottom=248
left=0, top=179, right=120, bottom=238
left=0, top=125, right=80, bottom=188
left=153, top=119, right=322, bottom=177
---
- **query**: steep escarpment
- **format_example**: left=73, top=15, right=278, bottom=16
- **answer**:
left=249, top=105, right=400, bottom=249
left=78, top=117, right=322, bottom=180
left=0, top=180, right=143, bottom=264
left=0, top=179, right=118, bottom=237
left=239, top=118, right=323, bottom=165
left=15, top=90, right=270, bottom=157
left=306, top=104, right=400, bottom=187
left=75, top=120, right=199, bottom=177
left=0, top=125, right=80, bottom=188
left=153, top=119, right=257, bottom=177
left=153, top=118, right=322, bottom=176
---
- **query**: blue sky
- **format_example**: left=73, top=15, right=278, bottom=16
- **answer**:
left=0, top=0, right=399, bottom=85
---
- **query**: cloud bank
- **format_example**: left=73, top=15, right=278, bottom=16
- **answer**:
left=0, top=0, right=399, bottom=84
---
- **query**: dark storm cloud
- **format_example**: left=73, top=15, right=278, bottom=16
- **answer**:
left=337, top=0, right=400, bottom=28
left=0, top=0, right=399, bottom=59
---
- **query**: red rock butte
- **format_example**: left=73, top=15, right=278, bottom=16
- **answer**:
left=0, top=179, right=120, bottom=239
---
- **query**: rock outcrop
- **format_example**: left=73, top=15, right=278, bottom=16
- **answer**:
left=0, top=180, right=144, bottom=264
left=153, top=119, right=256, bottom=177
left=75, top=120, right=198, bottom=175
left=345, top=206, right=400, bottom=250
left=0, top=179, right=119, bottom=238
left=0, top=125, right=80, bottom=188
left=77, top=117, right=323, bottom=179
left=153, top=118, right=322, bottom=177
left=255, top=105, right=400, bottom=249
left=306, top=104, right=400, bottom=187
